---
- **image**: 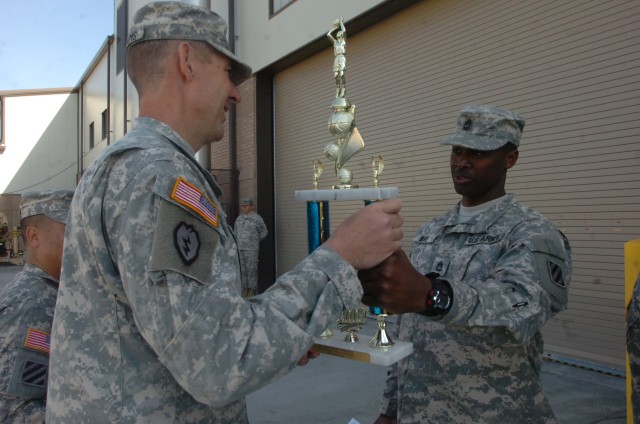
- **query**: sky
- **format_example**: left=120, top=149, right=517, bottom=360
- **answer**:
left=0, top=0, right=114, bottom=91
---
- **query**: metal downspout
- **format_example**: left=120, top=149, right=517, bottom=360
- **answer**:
left=196, top=0, right=212, bottom=172
left=78, top=87, right=83, bottom=182
left=123, top=1, right=128, bottom=135
left=227, top=0, right=239, bottom=223
left=107, top=37, right=112, bottom=146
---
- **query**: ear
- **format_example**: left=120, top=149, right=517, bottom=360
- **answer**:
left=505, top=149, right=519, bottom=170
left=177, top=42, right=196, bottom=81
left=24, top=225, right=40, bottom=248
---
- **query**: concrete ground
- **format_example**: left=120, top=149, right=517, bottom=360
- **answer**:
left=0, top=263, right=628, bottom=423
left=246, top=317, right=627, bottom=424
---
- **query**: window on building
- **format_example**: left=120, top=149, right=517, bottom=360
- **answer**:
left=101, top=109, right=108, bottom=139
left=89, top=122, right=95, bottom=149
left=116, top=0, right=128, bottom=74
left=270, top=0, right=295, bottom=16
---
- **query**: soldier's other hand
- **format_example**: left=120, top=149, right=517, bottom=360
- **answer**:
left=297, top=350, right=320, bottom=366
left=324, top=198, right=403, bottom=270
left=359, top=250, right=431, bottom=315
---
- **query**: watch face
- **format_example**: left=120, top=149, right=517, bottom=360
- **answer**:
left=434, top=291, right=450, bottom=310
left=424, top=276, right=452, bottom=317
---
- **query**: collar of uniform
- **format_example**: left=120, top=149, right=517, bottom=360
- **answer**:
left=133, top=117, right=196, bottom=156
left=444, top=193, right=514, bottom=233
left=23, top=262, right=60, bottom=287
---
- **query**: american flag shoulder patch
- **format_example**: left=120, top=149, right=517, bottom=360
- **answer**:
left=24, top=328, right=50, bottom=354
left=171, top=177, right=219, bottom=228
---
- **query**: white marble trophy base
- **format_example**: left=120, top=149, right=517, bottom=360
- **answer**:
left=311, top=332, right=413, bottom=366
left=295, top=187, right=399, bottom=202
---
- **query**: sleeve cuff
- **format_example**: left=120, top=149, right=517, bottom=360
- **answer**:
left=310, top=246, right=363, bottom=310
left=435, top=279, right=477, bottom=324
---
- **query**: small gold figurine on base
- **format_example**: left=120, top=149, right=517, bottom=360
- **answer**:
left=312, top=160, right=323, bottom=190
left=337, top=308, right=367, bottom=342
left=372, top=155, right=384, bottom=188
left=369, top=310, right=394, bottom=349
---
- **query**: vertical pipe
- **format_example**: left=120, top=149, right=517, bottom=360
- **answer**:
left=78, top=87, right=83, bottom=182
left=227, top=0, right=239, bottom=224
left=107, top=36, right=112, bottom=146
left=123, top=0, right=129, bottom=135
left=196, top=0, right=212, bottom=170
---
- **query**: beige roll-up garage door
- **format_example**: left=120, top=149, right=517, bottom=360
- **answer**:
left=273, top=0, right=640, bottom=370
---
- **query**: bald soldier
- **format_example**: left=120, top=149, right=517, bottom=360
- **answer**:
left=46, top=3, right=403, bottom=423
left=360, top=105, right=572, bottom=423
left=0, top=190, right=73, bottom=423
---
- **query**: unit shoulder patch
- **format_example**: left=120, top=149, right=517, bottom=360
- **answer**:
left=20, top=359, right=48, bottom=388
left=174, top=222, right=200, bottom=265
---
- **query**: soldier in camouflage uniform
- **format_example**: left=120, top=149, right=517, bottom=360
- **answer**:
left=360, top=105, right=572, bottom=424
left=235, top=197, right=268, bottom=297
left=628, top=272, right=640, bottom=424
left=0, top=190, right=73, bottom=423
left=45, top=3, right=403, bottom=423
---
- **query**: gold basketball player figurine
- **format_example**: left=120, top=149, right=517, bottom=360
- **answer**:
left=325, top=18, right=365, bottom=188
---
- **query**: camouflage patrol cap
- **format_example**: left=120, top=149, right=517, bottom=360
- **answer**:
left=441, top=105, right=526, bottom=151
left=241, top=197, right=254, bottom=206
left=20, top=190, right=74, bottom=223
left=127, top=1, right=252, bottom=85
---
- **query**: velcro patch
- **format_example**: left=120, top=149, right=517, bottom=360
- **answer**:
left=171, top=177, right=219, bottom=228
left=24, top=328, right=50, bottom=354
left=20, top=359, right=48, bottom=388
left=150, top=199, right=218, bottom=283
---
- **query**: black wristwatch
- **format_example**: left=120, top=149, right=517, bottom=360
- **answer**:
left=424, top=272, right=453, bottom=317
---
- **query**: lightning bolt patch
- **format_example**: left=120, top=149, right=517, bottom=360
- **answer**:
left=174, top=222, right=200, bottom=265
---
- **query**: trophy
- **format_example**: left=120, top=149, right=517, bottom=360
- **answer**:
left=294, top=18, right=412, bottom=366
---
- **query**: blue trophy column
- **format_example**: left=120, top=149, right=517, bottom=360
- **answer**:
left=306, top=200, right=330, bottom=253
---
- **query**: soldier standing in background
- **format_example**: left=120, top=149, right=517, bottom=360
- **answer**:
left=0, top=190, right=73, bottom=423
left=235, top=197, right=268, bottom=297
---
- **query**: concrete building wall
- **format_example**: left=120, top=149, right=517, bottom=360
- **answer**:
left=235, top=0, right=385, bottom=72
left=82, top=53, right=111, bottom=167
left=0, top=91, right=77, bottom=194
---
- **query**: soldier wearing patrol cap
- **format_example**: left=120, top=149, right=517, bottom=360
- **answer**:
left=46, top=2, right=403, bottom=423
left=234, top=197, right=268, bottom=297
left=359, top=105, right=572, bottom=423
left=0, top=190, right=73, bottom=423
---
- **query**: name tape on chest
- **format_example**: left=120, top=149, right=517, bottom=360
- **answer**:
left=171, top=177, right=219, bottom=228
left=465, top=234, right=503, bottom=245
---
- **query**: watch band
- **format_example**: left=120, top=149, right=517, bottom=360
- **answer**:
left=424, top=272, right=453, bottom=317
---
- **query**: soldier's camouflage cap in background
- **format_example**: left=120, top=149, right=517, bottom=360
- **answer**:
left=20, top=190, right=74, bottom=223
left=127, top=1, right=252, bottom=85
left=241, top=197, right=254, bottom=206
left=441, top=105, right=526, bottom=151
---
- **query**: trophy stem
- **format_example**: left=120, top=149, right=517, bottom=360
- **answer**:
left=306, top=201, right=330, bottom=253
left=369, top=313, right=394, bottom=348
